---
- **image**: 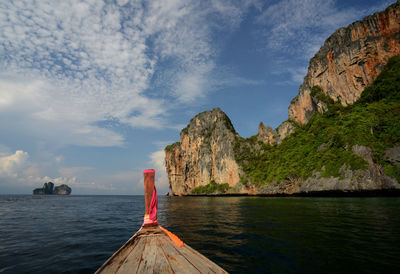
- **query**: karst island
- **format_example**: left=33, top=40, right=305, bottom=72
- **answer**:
left=33, top=182, right=72, bottom=195
left=165, top=2, right=400, bottom=196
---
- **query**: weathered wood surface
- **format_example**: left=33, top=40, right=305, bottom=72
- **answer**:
left=96, top=226, right=228, bottom=274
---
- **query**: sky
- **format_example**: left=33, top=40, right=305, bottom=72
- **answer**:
left=0, top=0, right=395, bottom=195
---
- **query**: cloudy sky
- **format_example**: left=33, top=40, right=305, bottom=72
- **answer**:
left=0, top=0, right=394, bottom=194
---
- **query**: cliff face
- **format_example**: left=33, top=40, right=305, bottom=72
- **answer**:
left=259, top=145, right=400, bottom=195
left=165, top=108, right=240, bottom=195
left=288, top=1, right=400, bottom=125
left=164, top=3, right=400, bottom=196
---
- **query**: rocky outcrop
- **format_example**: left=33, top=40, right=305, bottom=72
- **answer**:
left=164, top=108, right=240, bottom=196
left=288, top=1, right=400, bottom=125
left=257, top=122, right=278, bottom=145
left=276, top=121, right=296, bottom=142
left=165, top=107, right=399, bottom=195
left=384, top=144, right=400, bottom=164
left=256, top=120, right=297, bottom=145
left=259, top=145, right=400, bottom=195
left=253, top=2, right=400, bottom=145
left=33, top=182, right=54, bottom=195
left=53, top=184, right=72, bottom=195
left=33, top=182, right=71, bottom=195
left=164, top=2, right=400, bottom=196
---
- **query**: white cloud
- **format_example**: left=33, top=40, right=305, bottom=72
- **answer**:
left=287, top=67, right=308, bottom=83
left=258, top=0, right=364, bottom=56
left=0, top=149, right=112, bottom=192
left=142, top=0, right=260, bottom=103
left=0, top=150, right=29, bottom=178
left=0, top=73, right=126, bottom=147
left=149, top=149, right=169, bottom=194
left=0, top=146, right=170, bottom=194
left=0, top=0, right=155, bottom=146
left=173, top=63, right=214, bottom=103
left=0, top=149, right=76, bottom=188
left=0, top=0, right=260, bottom=147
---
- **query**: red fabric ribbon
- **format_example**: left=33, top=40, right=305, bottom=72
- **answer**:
left=149, top=186, right=157, bottom=222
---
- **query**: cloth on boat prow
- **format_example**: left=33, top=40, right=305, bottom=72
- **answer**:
left=142, top=185, right=184, bottom=247
left=142, top=169, right=158, bottom=226
left=149, top=186, right=157, bottom=223
left=95, top=168, right=228, bottom=274
left=143, top=186, right=158, bottom=226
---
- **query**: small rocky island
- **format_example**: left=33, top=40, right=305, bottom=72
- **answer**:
left=33, top=182, right=72, bottom=195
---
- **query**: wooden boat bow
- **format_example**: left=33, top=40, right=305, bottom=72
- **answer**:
left=96, top=169, right=227, bottom=274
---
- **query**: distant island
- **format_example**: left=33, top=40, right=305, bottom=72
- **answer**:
left=33, top=182, right=72, bottom=195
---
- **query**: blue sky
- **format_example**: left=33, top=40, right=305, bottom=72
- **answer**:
left=0, top=0, right=395, bottom=194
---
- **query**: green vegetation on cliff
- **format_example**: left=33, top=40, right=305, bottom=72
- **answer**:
left=310, top=85, right=335, bottom=104
left=191, top=180, right=230, bottom=194
left=165, top=142, right=180, bottom=153
left=235, top=55, right=400, bottom=186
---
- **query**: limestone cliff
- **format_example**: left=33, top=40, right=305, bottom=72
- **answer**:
left=164, top=2, right=400, bottom=196
left=258, top=145, right=400, bottom=195
left=165, top=108, right=241, bottom=195
left=256, top=1, right=400, bottom=145
left=289, top=1, right=400, bottom=125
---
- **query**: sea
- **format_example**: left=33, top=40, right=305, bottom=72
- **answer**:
left=1, top=195, right=399, bottom=273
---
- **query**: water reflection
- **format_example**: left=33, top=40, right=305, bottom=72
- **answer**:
left=160, top=196, right=400, bottom=273
left=162, top=196, right=245, bottom=269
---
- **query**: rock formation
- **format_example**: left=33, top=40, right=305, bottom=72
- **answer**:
left=258, top=145, right=400, bottom=195
left=166, top=107, right=400, bottom=195
left=165, top=108, right=240, bottom=196
left=257, top=122, right=278, bottom=145
left=165, top=2, right=400, bottom=195
left=257, top=1, right=400, bottom=145
left=33, top=182, right=54, bottom=195
left=288, top=1, right=400, bottom=125
left=256, top=120, right=297, bottom=145
left=53, top=184, right=72, bottom=195
left=33, top=182, right=71, bottom=195
left=384, top=145, right=400, bottom=165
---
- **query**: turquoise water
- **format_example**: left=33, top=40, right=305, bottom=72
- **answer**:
left=1, top=195, right=399, bottom=273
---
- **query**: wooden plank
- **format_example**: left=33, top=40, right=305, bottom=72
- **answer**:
left=97, top=244, right=134, bottom=274
left=96, top=232, right=142, bottom=274
left=178, top=243, right=227, bottom=274
left=96, top=226, right=227, bottom=274
left=117, top=236, right=147, bottom=273
left=158, top=235, right=201, bottom=274
left=136, top=236, right=159, bottom=273
left=153, top=237, right=174, bottom=273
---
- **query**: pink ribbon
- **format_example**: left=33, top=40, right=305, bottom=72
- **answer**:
left=149, top=186, right=157, bottom=222
left=143, top=186, right=158, bottom=226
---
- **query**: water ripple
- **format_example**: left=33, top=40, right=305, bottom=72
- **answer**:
left=0, top=195, right=400, bottom=273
